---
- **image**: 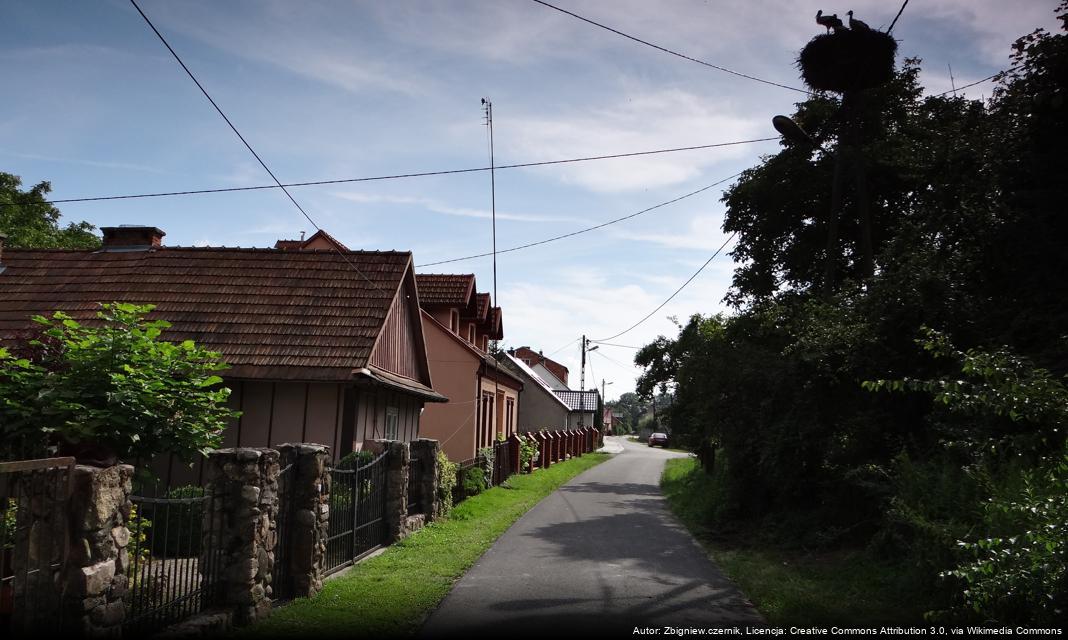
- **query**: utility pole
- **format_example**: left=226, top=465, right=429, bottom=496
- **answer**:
left=579, top=335, right=587, bottom=427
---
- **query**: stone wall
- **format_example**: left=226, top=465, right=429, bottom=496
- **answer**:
left=409, top=439, right=440, bottom=523
left=204, top=448, right=279, bottom=626
left=380, top=440, right=409, bottom=543
left=63, top=463, right=134, bottom=635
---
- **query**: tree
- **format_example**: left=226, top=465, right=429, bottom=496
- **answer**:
left=0, top=303, right=236, bottom=464
left=0, top=172, right=99, bottom=249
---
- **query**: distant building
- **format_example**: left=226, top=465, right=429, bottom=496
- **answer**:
left=499, top=354, right=571, bottom=431
left=416, top=274, right=523, bottom=461
left=513, top=346, right=570, bottom=388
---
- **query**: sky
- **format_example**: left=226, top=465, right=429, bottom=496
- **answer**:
left=2, top=0, right=1060, bottom=400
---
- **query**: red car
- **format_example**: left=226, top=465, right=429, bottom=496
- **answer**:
left=648, top=432, right=669, bottom=447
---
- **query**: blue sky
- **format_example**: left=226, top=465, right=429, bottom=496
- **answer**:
left=2, top=0, right=1059, bottom=399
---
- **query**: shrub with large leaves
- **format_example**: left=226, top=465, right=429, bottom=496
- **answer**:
left=0, top=303, right=235, bottom=463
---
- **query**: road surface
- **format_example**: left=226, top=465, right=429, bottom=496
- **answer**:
left=422, top=436, right=763, bottom=636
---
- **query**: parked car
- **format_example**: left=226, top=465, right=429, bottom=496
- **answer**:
left=648, top=432, right=669, bottom=447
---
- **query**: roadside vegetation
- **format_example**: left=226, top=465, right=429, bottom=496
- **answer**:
left=247, top=453, right=609, bottom=637
left=640, top=5, right=1068, bottom=625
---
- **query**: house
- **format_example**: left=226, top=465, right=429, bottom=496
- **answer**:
left=513, top=346, right=570, bottom=390
left=499, top=353, right=572, bottom=431
left=603, top=407, right=617, bottom=434
left=0, top=226, right=446, bottom=482
left=416, top=273, right=523, bottom=462
left=274, top=228, right=349, bottom=252
left=553, top=389, right=600, bottom=429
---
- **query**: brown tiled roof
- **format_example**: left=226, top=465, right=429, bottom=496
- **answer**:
left=274, top=229, right=350, bottom=252
left=415, top=273, right=475, bottom=307
left=486, top=306, right=503, bottom=340
left=0, top=247, right=409, bottom=381
left=473, top=292, right=490, bottom=320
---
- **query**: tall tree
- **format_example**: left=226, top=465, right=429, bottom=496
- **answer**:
left=0, top=172, right=99, bottom=249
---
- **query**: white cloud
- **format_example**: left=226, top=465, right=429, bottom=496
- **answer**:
left=610, top=214, right=731, bottom=251
left=330, top=191, right=590, bottom=224
left=503, top=89, right=766, bottom=192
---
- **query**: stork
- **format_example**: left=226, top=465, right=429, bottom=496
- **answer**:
left=847, top=11, right=872, bottom=32
left=816, top=10, right=845, bottom=33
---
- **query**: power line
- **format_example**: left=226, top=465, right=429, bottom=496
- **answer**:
left=128, top=0, right=384, bottom=292
left=0, top=137, right=776, bottom=208
left=547, top=337, right=581, bottom=358
left=930, top=70, right=1005, bottom=98
left=530, top=0, right=810, bottom=95
left=594, top=231, right=737, bottom=343
left=590, top=341, right=641, bottom=349
left=417, top=171, right=742, bottom=267
left=888, top=0, right=910, bottom=34
left=591, top=348, right=633, bottom=370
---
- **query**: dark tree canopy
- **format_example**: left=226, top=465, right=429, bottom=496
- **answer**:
left=0, top=172, right=99, bottom=249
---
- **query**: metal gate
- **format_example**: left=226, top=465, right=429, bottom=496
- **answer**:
left=271, top=460, right=295, bottom=602
left=0, top=457, right=74, bottom=637
left=324, top=451, right=389, bottom=576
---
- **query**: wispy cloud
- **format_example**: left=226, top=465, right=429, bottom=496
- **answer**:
left=330, top=191, right=590, bottom=224
left=0, top=148, right=172, bottom=175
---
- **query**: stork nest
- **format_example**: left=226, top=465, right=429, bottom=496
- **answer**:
left=798, top=29, right=897, bottom=93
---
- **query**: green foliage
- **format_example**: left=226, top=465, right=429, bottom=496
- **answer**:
left=633, top=3, right=1068, bottom=622
left=436, top=450, right=458, bottom=516
left=0, top=303, right=236, bottom=463
left=518, top=436, right=538, bottom=471
left=1, top=501, right=16, bottom=549
left=0, top=172, right=99, bottom=249
left=866, top=331, right=1068, bottom=623
left=338, top=449, right=375, bottom=469
left=461, top=466, right=487, bottom=497
left=477, top=445, right=494, bottom=485
left=126, top=504, right=152, bottom=568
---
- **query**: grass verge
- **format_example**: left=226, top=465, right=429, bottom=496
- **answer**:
left=246, top=453, right=610, bottom=638
left=660, top=457, right=929, bottom=626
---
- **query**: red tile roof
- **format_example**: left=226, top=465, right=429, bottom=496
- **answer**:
left=0, top=247, right=410, bottom=381
left=274, top=229, right=350, bottom=252
left=472, top=292, right=491, bottom=320
left=415, top=273, right=475, bottom=307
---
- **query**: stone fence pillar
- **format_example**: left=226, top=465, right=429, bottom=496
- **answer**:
left=275, top=443, right=330, bottom=599
left=63, top=463, right=134, bottom=636
left=409, top=439, right=440, bottom=523
left=204, top=448, right=279, bottom=626
left=379, top=441, right=409, bottom=543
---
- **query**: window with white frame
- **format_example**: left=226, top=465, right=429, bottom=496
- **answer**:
left=450, top=309, right=459, bottom=334
left=385, top=406, right=399, bottom=440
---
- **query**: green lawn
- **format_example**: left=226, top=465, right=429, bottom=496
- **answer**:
left=660, top=457, right=930, bottom=626
left=246, top=453, right=610, bottom=637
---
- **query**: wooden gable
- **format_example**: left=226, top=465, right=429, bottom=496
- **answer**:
left=369, top=262, right=432, bottom=387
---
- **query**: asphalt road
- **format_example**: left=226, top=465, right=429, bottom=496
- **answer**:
left=422, top=436, right=764, bottom=637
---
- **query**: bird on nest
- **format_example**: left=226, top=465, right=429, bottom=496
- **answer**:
left=816, top=10, right=845, bottom=33
left=847, top=11, right=872, bottom=32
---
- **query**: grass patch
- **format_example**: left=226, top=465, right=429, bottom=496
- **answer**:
left=660, top=457, right=929, bottom=626
left=246, top=453, right=610, bottom=638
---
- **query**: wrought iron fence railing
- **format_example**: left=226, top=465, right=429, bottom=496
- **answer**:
left=0, top=457, right=73, bottom=636
left=123, top=480, right=221, bottom=637
left=324, top=451, right=388, bottom=576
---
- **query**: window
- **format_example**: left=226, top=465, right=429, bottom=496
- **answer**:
left=481, top=336, right=489, bottom=352
left=385, top=406, right=399, bottom=440
left=506, top=398, right=515, bottom=435
left=450, top=310, right=459, bottom=334
left=468, top=324, right=476, bottom=344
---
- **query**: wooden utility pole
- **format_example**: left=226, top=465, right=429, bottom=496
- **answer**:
left=578, top=335, right=587, bottom=427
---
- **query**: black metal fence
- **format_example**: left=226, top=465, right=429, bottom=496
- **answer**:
left=271, top=461, right=295, bottom=602
left=0, top=457, right=72, bottom=636
left=324, top=451, right=389, bottom=576
left=123, top=480, right=222, bottom=637
left=491, top=440, right=514, bottom=486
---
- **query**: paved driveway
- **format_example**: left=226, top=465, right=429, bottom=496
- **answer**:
left=422, top=436, right=763, bottom=636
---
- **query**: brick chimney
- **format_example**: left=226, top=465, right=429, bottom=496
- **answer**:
left=100, top=226, right=165, bottom=251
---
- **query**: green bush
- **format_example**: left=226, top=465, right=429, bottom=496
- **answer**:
left=519, top=437, right=538, bottom=471
left=436, top=450, right=458, bottom=515
left=338, top=449, right=375, bottom=469
left=461, top=466, right=487, bottom=497
left=0, top=303, right=236, bottom=463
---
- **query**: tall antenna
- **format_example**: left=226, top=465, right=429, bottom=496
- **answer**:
left=948, top=63, right=957, bottom=97
left=482, top=97, right=502, bottom=440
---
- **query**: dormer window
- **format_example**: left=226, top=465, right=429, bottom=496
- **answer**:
left=468, top=324, right=476, bottom=344
left=450, top=309, right=460, bottom=334
left=481, top=335, right=489, bottom=352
